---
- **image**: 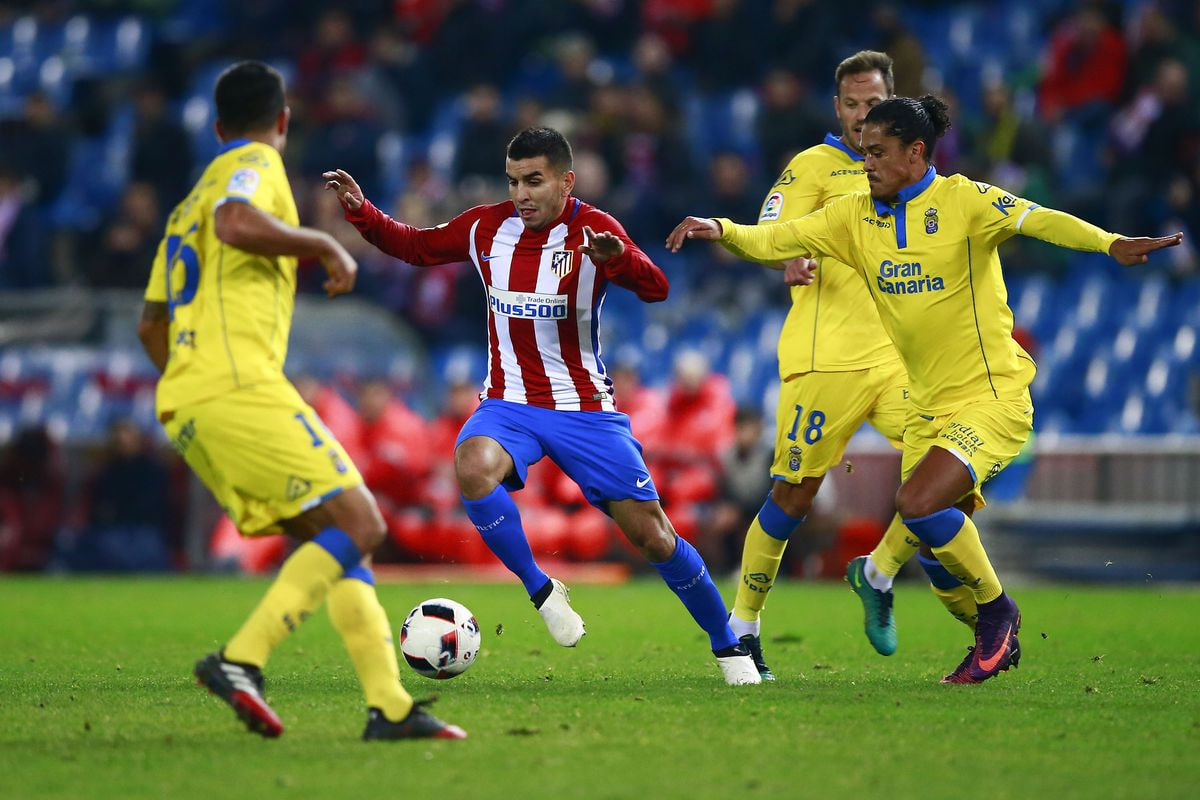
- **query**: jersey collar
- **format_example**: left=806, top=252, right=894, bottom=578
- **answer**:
left=824, top=132, right=865, bottom=162
left=872, top=165, right=937, bottom=216
left=217, top=138, right=253, bottom=154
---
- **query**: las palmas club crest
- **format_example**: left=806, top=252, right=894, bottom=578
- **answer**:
left=550, top=250, right=574, bottom=278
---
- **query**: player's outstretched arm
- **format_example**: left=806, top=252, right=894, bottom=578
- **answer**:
left=578, top=225, right=624, bottom=264
left=1109, top=233, right=1184, bottom=266
left=322, top=169, right=364, bottom=212
left=137, top=301, right=170, bottom=374
left=214, top=201, right=357, bottom=297
left=666, top=217, right=723, bottom=252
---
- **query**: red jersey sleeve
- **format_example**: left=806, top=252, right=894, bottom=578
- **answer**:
left=581, top=209, right=670, bottom=303
left=343, top=197, right=480, bottom=266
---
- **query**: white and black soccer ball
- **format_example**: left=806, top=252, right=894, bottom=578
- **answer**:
left=399, top=598, right=481, bottom=679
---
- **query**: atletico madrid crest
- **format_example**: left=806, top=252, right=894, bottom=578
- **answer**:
left=550, top=249, right=574, bottom=278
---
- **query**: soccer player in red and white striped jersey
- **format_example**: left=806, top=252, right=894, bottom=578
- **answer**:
left=325, top=128, right=758, bottom=685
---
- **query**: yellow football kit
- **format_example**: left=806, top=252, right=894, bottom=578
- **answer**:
left=144, top=139, right=362, bottom=535
left=720, top=167, right=1122, bottom=498
left=761, top=134, right=907, bottom=482
left=734, top=135, right=908, bottom=626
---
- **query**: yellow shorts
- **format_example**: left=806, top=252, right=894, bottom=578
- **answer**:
left=771, top=359, right=908, bottom=483
left=900, top=391, right=1034, bottom=511
left=160, top=382, right=363, bottom=536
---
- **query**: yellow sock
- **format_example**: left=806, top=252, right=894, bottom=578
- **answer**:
left=929, top=514, right=1003, bottom=604
left=732, top=519, right=789, bottom=623
left=327, top=577, right=414, bottom=721
left=224, top=542, right=344, bottom=667
left=931, top=583, right=978, bottom=629
left=868, top=513, right=919, bottom=577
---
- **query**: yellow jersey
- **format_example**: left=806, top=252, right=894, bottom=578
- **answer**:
left=144, top=139, right=300, bottom=414
left=720, top=168, right=1122, bottom=416
left=761, top=133, right=899, bottom=377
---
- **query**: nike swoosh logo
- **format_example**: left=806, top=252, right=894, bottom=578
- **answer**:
left=481, top=253, right=495, bottom=261
left=851, top=568, right=862, bottom=589
left=636, top=476, right=651, bottom=488
left=977, top=623, right=1014, bottom=671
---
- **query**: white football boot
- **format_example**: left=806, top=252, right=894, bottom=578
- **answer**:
left=716, top=651, right=763, bottom=686
left=536, top=578, right=586, bottom=647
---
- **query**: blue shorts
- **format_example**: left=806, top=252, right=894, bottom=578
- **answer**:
left=455, top=399, right=659, bottom=510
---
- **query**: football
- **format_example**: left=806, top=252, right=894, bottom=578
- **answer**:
left=399, top=598, right=481, bottom=679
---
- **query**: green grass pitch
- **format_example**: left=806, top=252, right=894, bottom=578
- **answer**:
left=2, top=576, right=1198, bottom=799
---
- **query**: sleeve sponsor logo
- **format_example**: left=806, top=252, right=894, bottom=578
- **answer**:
left=226, top=168, right=261, bottom=197
left=759, top=191, right=784, bottom=221
left=488, top=286, right=570, bottom=319
left=991, top=194, right=1018, bottom=216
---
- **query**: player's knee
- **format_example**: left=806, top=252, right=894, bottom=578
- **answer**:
left=455, top=442, right=505, bottom=500
left=770, top=482, right=814, bottom=518
left=895, top=484, right=942, bottom=521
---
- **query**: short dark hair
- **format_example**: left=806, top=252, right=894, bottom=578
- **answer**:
left=835, top=50, right=895, bottom=95
left=864, top=95, right=952, bottom=162
left=506, top=127, right=573, bottom=173
left=214, top=61, right=286, bottom=136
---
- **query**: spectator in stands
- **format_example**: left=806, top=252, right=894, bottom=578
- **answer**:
left=1038, top=3, right=1127, bottom=122
left=689, top=0, right=762, bottom=92
left=757, top=69, right=826, bottom=176
left=69, top=419, right=173, bottom=572
left=653, top=350, right=736, bottom=508
left=82, top=181, right=163, bottom=288
left=0, top=425, right=63, bottom=572
left=707, top=151, right=764, bottom=223
left=129, top=80, right=193, bottom=207
left=301, top=76, right=384, bottom=201
left=545, top=34, right=601, bottom=114
left=296, top=9, right=366, bottom=106
left=0, top=91, right=71, bottom=208
left=703, top=406, right=770, bottom=572
left=870, top=5, right=924, bottom=98
left=618, top=86, right=696, bottom=242
left=971, top=81, right=1053, bottom=195
left=631, top=32, right=680, bottom=116
left=1109, top=59, right=1199, bottom=234
left=357, top=379, right=433, bottom=511
left=0, top=162, right=50, bottom=289
left=453, top=84, right=510, bottom=190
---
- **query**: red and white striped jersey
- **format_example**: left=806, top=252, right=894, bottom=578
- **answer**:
left=345, top=196, right=669, bottom=411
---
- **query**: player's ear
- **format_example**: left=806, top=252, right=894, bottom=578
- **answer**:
left=213, top=119, right=225, bottom=143
left=561, top=169, right=575, bottom=197
left=277, top=107, right=291, bottom=136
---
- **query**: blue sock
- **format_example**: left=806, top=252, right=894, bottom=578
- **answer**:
left=313, top=528, right=363, bottom=572
left=343, top=563, right=375, bottom=585
left=757, top=491, right=805, bottom=540
left=651, top=536, right=738, bottom=652
left=917, top=553, right=962, bottom=590
left=462, top=486, right=549, bottom=597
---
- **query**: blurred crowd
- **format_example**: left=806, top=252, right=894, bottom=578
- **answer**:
left=0, top=348, right=844, bottom=574
left=3, top=0, right=1199, bottom=573
left=3, top=1, right=1200, bottom=306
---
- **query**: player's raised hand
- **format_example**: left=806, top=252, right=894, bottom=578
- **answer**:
left=1109, top=232, right=1184, bottom=265
left=783, top=257, right=819, bottom=286
left=320, top=239, right=358, bottom=297
left=578, top=225, right=625, bottom=264
left=322, top=168, right=364, bottom=211
left=666, top=217, right=723, bottom=252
